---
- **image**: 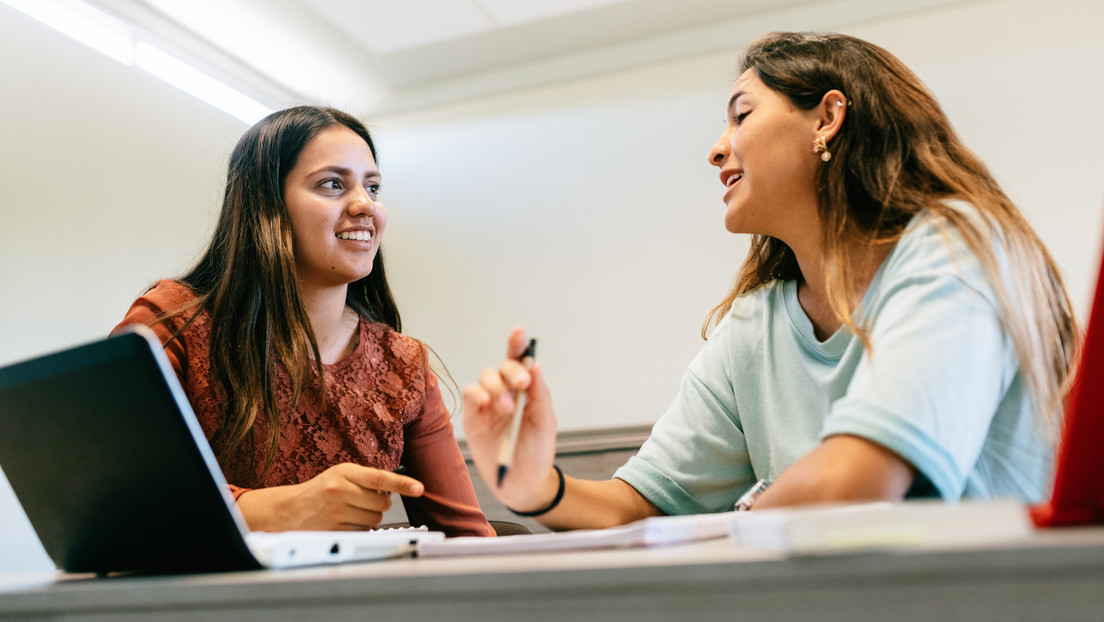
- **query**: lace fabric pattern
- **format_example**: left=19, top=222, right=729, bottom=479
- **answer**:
left=116, top=280, right=493, bottom=537
left=255, top=321, right=426, bottom=488
left=128, top=280, right=425, bottom=488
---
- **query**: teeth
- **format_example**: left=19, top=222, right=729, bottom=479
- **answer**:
left=725, top=173, right=742, bottom=187
left=336, top=230, right=373, bottom=242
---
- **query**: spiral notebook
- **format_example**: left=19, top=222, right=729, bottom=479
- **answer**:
left=0, top=325, right=443, bottom=574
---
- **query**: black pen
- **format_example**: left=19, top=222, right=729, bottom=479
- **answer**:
left=497, top=338, right=536, bottom=486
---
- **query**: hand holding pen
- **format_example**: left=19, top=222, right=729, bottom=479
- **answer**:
left=462, top=326, right=559, bottom=510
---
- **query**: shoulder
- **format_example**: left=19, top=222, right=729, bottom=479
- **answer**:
left=354, top=321, right=434, bottom=413
left=726, top=280, right=784, bottom=322
left=717, top=279, right=787, bottom=340
left=361, top=321, right=428, bottom=371
left=138, top=279, right=200, bottom=311
left=879, top=203, right=996, bottom=289
left=115, top=279, right=203, bottom=335
left=896, top=200, right=1002, bottom=263
left=863, top=202, right=1011, bottom=326
left=697, top=280, right=787, bottom=373
left=892, top=211, right=966, bottom=265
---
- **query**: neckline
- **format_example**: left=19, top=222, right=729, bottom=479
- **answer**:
left=780, top=246, right=896, bottom=358
left=320, top=314, right=365, bottom=371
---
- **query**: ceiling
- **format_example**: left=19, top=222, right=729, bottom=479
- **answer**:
left=87, top=0, right=973, bottom=116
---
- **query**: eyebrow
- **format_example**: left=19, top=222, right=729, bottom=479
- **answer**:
left=309, top=165, right=380, bottom=180
left=727, top=90, right=748, bottom=112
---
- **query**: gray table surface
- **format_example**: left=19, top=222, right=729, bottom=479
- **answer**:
left=3, top=526, right=1104, bottom=621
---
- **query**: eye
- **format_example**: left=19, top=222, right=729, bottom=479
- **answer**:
left=733, top=111, right=750, bottom=126
left=319, top=177, right=343, bottom=191
left=366, top=183, right=381, bottom=199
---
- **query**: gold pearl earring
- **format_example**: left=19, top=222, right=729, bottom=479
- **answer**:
left=813, top=136, right=831, bottom=162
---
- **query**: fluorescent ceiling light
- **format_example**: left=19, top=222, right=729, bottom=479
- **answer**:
left=3, top=0, right=132, bottom=64
left=134, top=42, right=272, bottom=125
left=2, top=0, right=274, bottom=124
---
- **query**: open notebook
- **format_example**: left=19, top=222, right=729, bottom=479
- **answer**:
left=418, top=510, right=736, bottom=557
left=0, top=325, right=443, bottom=574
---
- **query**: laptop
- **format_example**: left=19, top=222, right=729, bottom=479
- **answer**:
left=0, top=324, right=443, bottom=574
left=1031, top=236, right=1104, bottom=527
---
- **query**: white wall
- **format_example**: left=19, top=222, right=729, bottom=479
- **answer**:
left=2, top=0, right=1103, bottom=573
left=375, top=51, right=744, bottom=435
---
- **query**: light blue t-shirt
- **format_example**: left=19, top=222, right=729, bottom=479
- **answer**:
left=614, top=211, right=1053, bottom=515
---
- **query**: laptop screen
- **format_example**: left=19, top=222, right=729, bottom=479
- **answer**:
left=0, top=326, right=260, bottom=573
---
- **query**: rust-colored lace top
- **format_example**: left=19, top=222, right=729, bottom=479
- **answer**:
left=115, top=280, right=493, bottom=537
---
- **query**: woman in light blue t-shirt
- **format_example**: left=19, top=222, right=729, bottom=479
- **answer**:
left=461, top=32, right=1079, bottom=530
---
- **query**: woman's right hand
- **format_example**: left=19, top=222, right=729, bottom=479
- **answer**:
left=462, top=326, right=561, bottom=513
left=236, top=463, right=424, bottom=531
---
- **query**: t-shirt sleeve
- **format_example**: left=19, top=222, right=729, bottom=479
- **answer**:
left=614, top=321, right=757, bottom=516
left=821, top=230, right=1017, bottom=500
left=400, top=364, right=494, bottom=537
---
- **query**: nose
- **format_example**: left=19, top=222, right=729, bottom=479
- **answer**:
left=708, top=129, right=732, bottom=168
left=349, top=186, right=377, bottom=217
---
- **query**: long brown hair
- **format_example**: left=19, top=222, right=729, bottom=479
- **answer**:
left=703, top=32, right=1079, bottom=436
left=170, top=106, right=400, bottom=481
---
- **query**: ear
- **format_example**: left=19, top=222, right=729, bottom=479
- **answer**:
left=814, top=89, right=849, bottom=141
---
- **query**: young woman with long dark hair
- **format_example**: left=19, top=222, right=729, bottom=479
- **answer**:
left=117, top=106, right=493, bottom=536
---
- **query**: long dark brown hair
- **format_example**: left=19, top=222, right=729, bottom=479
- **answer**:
left=169, top=106, right=400, bottom=480
left=703, top=32, right=1079, bottom=436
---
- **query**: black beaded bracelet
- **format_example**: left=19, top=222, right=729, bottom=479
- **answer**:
left=507, top=465, right=565, bottom=517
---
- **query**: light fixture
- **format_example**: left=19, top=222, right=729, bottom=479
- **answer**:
left=3, top=0, right=132, bottom=63
left=2, top=0, right=274, bottom=124
left=134, top=42, right=272, bottom=124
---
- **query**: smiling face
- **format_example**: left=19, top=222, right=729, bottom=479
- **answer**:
left=708, top=69, right=823, bottom=243
left=283, top=125, right=387, bottom=291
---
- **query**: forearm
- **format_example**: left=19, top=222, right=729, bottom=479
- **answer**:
left=512, top=470, right=664, bottom=531
left=752, top=434, right=915, bottom=509
left=402, top=373, right=495, bottom=537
